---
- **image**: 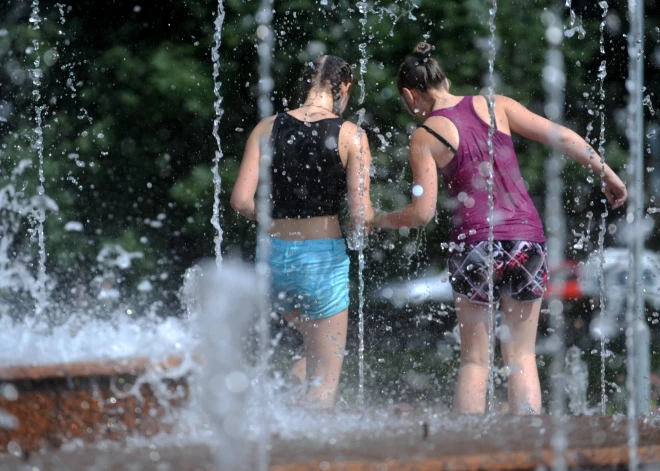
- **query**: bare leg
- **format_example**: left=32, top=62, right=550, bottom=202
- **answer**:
left=286, top=309, right=348, bottom=409
left=283, top=310, right=305, bottom=385
left=499, top=296, right=542, bottom=414
left=453, top=295, right=491, bottom=414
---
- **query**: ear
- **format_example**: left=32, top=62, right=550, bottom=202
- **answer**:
left=402, top=88, right=415, bottom=106
left=339, top=82, right=351, bottom=97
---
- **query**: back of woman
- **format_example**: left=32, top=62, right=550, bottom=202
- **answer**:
left=231, top=55, right=373, bottom=409
left=375, top=41, right=626, bottom=415
left=429, top=96, right=544, bottom=245
left=270, top=113, right=346, bottom=222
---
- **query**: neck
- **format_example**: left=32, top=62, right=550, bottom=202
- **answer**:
left=429, top=89, right=454, bottom=110
left=412, top=88, right=453, bottom=119
left=302, top=90, right=335, bottom=113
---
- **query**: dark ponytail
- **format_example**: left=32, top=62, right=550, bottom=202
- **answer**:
left=299, top=55, right=354, bottom=106
left=397, top=42, right=448, bottom=93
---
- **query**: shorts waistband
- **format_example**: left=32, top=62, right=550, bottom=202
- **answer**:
left=269, top=236, right=345, bottom=249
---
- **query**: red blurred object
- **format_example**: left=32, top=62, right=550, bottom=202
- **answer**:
left=544, top=260, right=583, bottom=300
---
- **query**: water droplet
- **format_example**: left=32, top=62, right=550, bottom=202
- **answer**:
left=2, top=384, right=19, bottom=401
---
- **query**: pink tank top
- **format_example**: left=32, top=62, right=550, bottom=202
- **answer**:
left=428, top=96, right=546, bottom=245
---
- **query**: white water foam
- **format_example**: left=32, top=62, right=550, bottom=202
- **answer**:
left=0, top=313, right=196, bottom=368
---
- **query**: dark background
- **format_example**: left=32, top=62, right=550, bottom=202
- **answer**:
left=1, top=0, right=659, bottom=409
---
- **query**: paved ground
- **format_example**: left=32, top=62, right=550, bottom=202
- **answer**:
left=1, top=413, right=660, bottom=470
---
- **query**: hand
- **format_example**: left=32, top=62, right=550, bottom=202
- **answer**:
left=601, top=168, right=627, bottom=210
left=373, top=210, right=387, bottom=229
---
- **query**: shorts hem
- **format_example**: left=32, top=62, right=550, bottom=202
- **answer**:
left=452, top=291, right=545, bottom=305
left=302, top=300, right=349, bottom=320
left=452, top=290, right=500, bottom=306
left=506, top=295, right=545, bottom=303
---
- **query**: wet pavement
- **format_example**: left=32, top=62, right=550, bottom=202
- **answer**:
left=2, top=361, right=660, bottom=470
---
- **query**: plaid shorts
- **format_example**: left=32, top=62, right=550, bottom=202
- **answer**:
left=447, top=240, right=548, bottom=304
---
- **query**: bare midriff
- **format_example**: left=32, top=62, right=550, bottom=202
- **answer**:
left=270, top=215, right=343, bottom=241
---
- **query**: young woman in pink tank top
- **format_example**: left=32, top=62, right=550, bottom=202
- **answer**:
left=375, top=42, right=627, bottom=414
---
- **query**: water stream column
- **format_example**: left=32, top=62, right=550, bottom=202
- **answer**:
left=28, top=0, right=48, bottom=321
left=542, top=8, right=567, bottom=471
left=596, top=0, right=609, bottom=416
left=210, top=0, right=227, bottom=269
left=255, top=1, right=276, bottom=469
left=624, top=0, right=650, bottom=419
left=624, top=0, right=649, bottom=468
left=484, top=0, right=497, bottom=414
left=354, top=0, right=370, bottom=408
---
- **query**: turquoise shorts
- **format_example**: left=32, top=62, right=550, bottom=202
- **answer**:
left=269, top=237, right=350, bottom=320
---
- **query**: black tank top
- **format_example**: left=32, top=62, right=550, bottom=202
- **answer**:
left=270, top=113, right=347, bottom=219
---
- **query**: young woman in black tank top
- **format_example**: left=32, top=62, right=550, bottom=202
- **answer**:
left=231, top=56, right=374, bottom=409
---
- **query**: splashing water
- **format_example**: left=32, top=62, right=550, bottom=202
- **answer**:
left=199, top=263, right=259, bottom=471
left=55, top=3, right=67, bottom=24
left=210, top=0, right=226, bottom=269
left=596, top=0, right=609, bottom=416
left=624, top=0, right=648, bottom=468
left=484, top=0, right=497, bottom=414
left=542, top=8, right=567, bottom=471
left=563, top=0, right=586, bottom=39
left=353, top=0, right=370, bottom=407
left=642, top=95, right=655, bottom=116
left=564, top=346, right=589, bottom=415
left=356, top=2, right=369, bottom=106
left=0, top=312, right=194, bottom=368
left=27, top=1, right=50, bottom=322
left=254, top=2, right=276, bottom=469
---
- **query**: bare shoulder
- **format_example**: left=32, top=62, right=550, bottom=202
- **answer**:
left=494, top=94, right=522, bottom=109
left=340, top=120, right=364, bottom=137
left=418, top=115, right=459, bottom=148
left=254, top=114, right=277, bottom=132
left=339, top=121, right=368, bottom=147
left=410, top=126, right=433, bottom=144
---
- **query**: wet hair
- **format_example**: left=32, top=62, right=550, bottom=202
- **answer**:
left=396, top=42, right=448, bottom=93
left=299, top=55, right=354, bottom=106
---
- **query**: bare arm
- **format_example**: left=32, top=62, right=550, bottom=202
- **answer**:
left=500, top=95, right=627, bottom=209
left=230, top=117, right=275, bottom=220
left=342, top=123, right=374, bottom=227
left=375, top=128, right=439, bottom=229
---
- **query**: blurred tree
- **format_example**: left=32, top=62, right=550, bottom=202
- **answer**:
left=0, top=0, right=657, bottom=318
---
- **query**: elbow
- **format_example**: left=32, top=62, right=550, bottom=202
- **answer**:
left=413, top=211, right=434, bottom=227
left=410, top=203, right=434, bottom=227
left=230, top=195, right=249, bottom=214
left=230, top=196, right=241, bottom=213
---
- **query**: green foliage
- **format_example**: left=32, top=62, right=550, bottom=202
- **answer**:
left=1, top=0, right=658, bottom=312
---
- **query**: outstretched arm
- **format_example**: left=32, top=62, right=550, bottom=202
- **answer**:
left=500, top=95, right=627, bottom=209
left=375, top=128, right=439, bottom=229
left=230, top=117, right=275, bottom=220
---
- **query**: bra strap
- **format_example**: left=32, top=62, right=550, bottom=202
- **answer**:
left=418, top=124, right=457, bottom=154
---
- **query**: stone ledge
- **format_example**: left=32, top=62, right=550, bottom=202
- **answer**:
left=0, top=357, right=190, bottom=453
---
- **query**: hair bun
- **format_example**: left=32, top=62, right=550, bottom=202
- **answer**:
left=412, top=41, right=433, bottom=58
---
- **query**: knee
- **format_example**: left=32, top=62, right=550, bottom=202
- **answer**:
left=501, top=349, right=536, bottom=372
left=500, top=339, right=535, bottom=366
left=460, top=349, right=490, bottom=369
